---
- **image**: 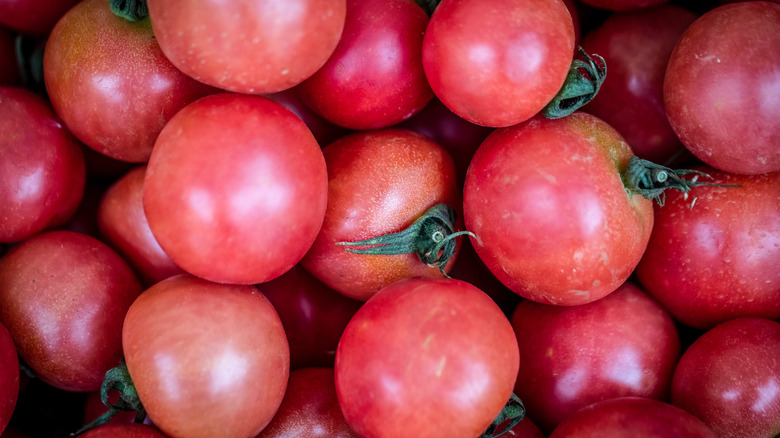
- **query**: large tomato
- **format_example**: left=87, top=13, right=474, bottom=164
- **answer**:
left=335, top=277, right=519, bottom=438
left=422, top=0, right=574, bottom=127
left=147, top=0, right=346, bottom=94
left=464, top=112, right=654, bottom=305
left=664, top=1, right=780, bottom=174
left=122, top=275, right=289, bottom=438
left=143, top=93, right=328, bottom=285
left=0, top=322, right=18, bottom=435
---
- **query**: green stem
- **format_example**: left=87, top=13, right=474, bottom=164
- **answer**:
left=109, top=0, right=149, bottom=21
left=480, top=393, right=526, bottom=438
left=543, top=47, right=607, bottom=119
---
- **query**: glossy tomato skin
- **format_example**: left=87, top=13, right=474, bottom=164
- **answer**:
left=635, top=168, right=780, bottom=329
left=147, top=0, right=346, bottom=94
left=336, top=277, right=519, bottom=438
left=0, top=86, right=86, bottom=244
left=98, top=166, right=184, bottom=287
left=43, top=0, right=216, bottom=163
left=258, top=368, right=357, bottom=438
left=0, top=231, right=142, bottom=392
left=0, top=0, right=79, bottom=35
left=671, top=318, right=780, bottom=438
left=144, top=93, right=328, bottom=285
left=123, top=275, right=289, bottom=438
left=298, top=0, right=432, bottom=130
left=464, top=112, right=654, bottom=305
left=0, top=322, right=18, bottom=435
left=422, top=0, right=574, bottom=127
left=80, top=424, right=167, bottom=438
left=549, top=397, right=717, bottom=438
left=301, top=129, right=459, bottom=301
left=664, top=2, right=780, bottom=175
left=510, top=282, right=680, bottom=433
left=581, top=5, right=697, bottom=165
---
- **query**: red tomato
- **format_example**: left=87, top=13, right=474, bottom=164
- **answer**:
left=464, top=112, right=654, bottom=305
left=80, top=424, right=167, bottom=438
left=549, top=397, right=716, bottom=437
left=510, top=282, right=680, bottom=433
left=335, top=277, right=519, bottom=438
left=122, top=275, right=289, bottom=438
left=422, top=0, right=574, bottom=127
left=664, top=2, right=780, bottom=174
left=297, top=0, right=432, bottom=130
left=264, top=87, right=350, bottom=147
left=258, top=368, right=357, bottom=438
left=635, top=168, right=780, bottom=329
left=0, top=86, right=86, bottom=244
left=147, top=0, right=346, bottom=94
left=301, top=129, right=459, bottom=301
left=0, top=0, right=79, bottom=35
left=0, top=29, right=19, bottom=86
left=143, top=93, right=328, bottom=285
left=43, top=0, right=215, bottom=163
left=671, top=318, right=780, bottom=438
left=0, top=231, right=142, bottom=392
left=581, top=5, right=697, bottom=165
left=0, top=322, right=18, bottom=435
left=98, top=166, right=184, bottom=287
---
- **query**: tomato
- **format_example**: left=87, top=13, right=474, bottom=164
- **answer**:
left=422, top=0, right=574, bottom=127
left=258, top=368, right=357, bottom=438
left=264, top=87, right=350, bottom=147
left=0, top=86, right=86, bottom=244
left=464, top=112, right=654, bottom=306
left=43, top=0, right=215, bottom=163
left=581, top=5, right=697, bottom=165
left=635, top=168, right=780, bottom=329
left=301, top=129, right=459, bottom=301
left=297, top=0, right=432, bottom=130
left=0, top=321, right=18, bottom=435
left=0, top=231, right=142, bottom=392
left=98, top=166, right=184, bottom=287
left=671, top=317, right=780, bottom=438
left=0, top=29, right=19, bottom=86
left=549, top=397, right=716, bottom=437
left=335, top=277, right=519, bottom=438
left=147, top=0, right=346, bottom=94
left=510, top=282, right=680, bottom=433
left=122, top=275, right=289, bottom=438
left=0, top=0, right=79, bottom=35
left=80, top=424, right=167, bottom=438
left=259, top=266, right=362, bottom=370
left=664, top=2, right=780, bottom=175
left=143, top=93, right=328, bottom=285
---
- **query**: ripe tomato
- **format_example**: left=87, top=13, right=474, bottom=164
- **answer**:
left=464, top=112, right=654, bottom=305
left=664, top=1, right=780, bottom=175
left=143, top=93, right=328, bottom=285
left=0, top=231, right=142, bottom=392
left=422, top=0, right=574, bottom=127
left=671, top=318, right=780, bottom=438
left=122, top=275, right=289, bottom=438
left=0, top=0, right=79, bottom=35
left=43, top=0, right=215, bottom=163
left=335, top=277, right=519, bottom=438
left=0, top=322, right=18, bottom=435
left=147, top=0, right=346, bottom=94
left=80, top=424, right=167, bottom=438
left=0, top=86, right=86, bottom=244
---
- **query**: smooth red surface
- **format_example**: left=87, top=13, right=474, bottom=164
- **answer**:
left=0, top=322, right=18, bottom=435
left=0, top=0, right=80, bottom=35
left=80, top=424, right=167, bottom=438
left=0, top=231, right=142, bottom=392
left=264, top=87, right=349, bottom=147
left=672, top=318, right=780, bottom=438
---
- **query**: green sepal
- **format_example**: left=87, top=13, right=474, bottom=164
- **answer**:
left=109, top=0, right=149, bottom=22
left=480, top=393, right=526, bottom=438
left=543, top=47, right=607, bottom=119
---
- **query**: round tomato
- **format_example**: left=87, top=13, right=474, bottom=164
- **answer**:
left=143, top=93, right=328, bottom=285
left=122, top=275, right=289, bottom=438
left=0, top=321, right=18, bottom=435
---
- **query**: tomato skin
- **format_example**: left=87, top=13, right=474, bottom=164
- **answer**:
left=301, top=129, right=459, bottom=301
left=581, top=5, right=697, bottom=165
left=43, top=0, right=215, bottom=163
left=464, top=112, right=654, bottom=306
left=0, top=0, right=79, bottom=35
left=0, top=322, right=18, bottom=435
left=123, top=275, right=289, bottom=438
left=671, top=318, right=780, bottom=438
left=335, top=277, right=519, bottom=438
left=0, top=86, right=86, bottom=244
left=147, top=0, right=346, bottom=94
left=144, top=93, right=328, bottom=285
left=0, top=231, right=142, bottom=392
left=664, top=2, right=780, bottom=175
left=576, top=0, right=669, bottom=12
left=80, top=424, right=167, bottom=438
left=635, top=168, right=780, bottom=329
left=422, top=0, right=574, bottom=127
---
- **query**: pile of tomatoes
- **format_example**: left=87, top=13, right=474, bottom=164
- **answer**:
left=1, top=0, right=778, bottom=437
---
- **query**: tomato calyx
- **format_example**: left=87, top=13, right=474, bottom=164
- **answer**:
left=543, top=47, right=607, bottom=119
left=623, top=156, right=740, bottom=206
left=109, top=0, right=149, bottom=22
left=72, top=360, right=146, bottom=436
left=336, top=204, right=473, bottom=275
left=480, top=393, right=526, bottom=437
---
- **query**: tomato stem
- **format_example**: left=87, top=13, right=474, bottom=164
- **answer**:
left=109, top=0, right=149, bottom=21
left=480, top=393, right=526, bottom=437
left=543, top=47, right=607, bottom=119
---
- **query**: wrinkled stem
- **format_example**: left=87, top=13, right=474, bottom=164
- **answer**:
left=109, top=0, right=149, bottom=21
left=480, top=393, right=526, bottom=438
left=543, top=47, right=607, bottom=119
